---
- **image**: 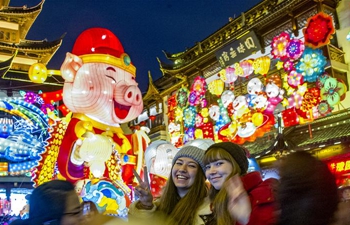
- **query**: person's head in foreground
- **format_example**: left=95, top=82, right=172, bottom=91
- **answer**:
left=28, top=180, right=82, bottom=225
left=204, top=142, right=250, bottom=225
left=158, top=145, right=208, bottom=224
left=277, top=151, right=338, bottom=225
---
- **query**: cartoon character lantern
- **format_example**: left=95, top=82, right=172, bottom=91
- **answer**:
left=57, top=28, right=147, bottom=193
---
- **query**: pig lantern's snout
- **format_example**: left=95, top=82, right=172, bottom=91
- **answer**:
left=124, top=85, right=142, bottom=105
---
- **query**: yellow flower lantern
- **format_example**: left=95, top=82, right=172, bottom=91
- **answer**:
left=208, top=79, right=224, bottom=96
left=253, top=56, right=271, bottom=76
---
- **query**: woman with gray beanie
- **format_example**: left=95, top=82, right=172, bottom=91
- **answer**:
left=129, top=145, right=211, bottom=225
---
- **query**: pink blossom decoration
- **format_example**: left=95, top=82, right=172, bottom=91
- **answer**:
left=271, top=32, right=290, bottom=61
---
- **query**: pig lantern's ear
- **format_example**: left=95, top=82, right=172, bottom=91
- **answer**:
left=60, top=52, right=83, bottom=82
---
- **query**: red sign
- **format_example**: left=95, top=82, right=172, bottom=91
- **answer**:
left=328, top=159, right=350, bottom=174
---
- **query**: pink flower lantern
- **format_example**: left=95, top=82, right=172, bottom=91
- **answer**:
left=287, top=70, right=304, bottom=88
left=271, top=32, right=290, bottom=61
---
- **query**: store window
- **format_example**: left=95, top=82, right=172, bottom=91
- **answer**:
left=9, top=188, right=32, bottom=216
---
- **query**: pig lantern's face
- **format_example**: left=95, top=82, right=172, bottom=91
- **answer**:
left=63, top=61, right=143, bottom=125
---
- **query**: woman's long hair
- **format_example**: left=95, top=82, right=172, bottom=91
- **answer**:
left=203, top=148, right=241, bottom=225
left=157, top=165, right=208, bottom=225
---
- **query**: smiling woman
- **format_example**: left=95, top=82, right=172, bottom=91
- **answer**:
left=129, top=145, right=210, bottom=225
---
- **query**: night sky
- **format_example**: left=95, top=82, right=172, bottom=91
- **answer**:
left=10, top=0, right=262, bottom=93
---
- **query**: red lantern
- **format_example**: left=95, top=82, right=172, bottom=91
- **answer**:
left=282, top=107, right=299, bottom=127
left=149, top=115, right=156, bottom=121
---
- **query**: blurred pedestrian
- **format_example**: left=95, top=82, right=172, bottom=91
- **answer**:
left=277, top=151, right=338, bottom=225
left=204, top=142, right=278, bottom=225
left=331, top=180, right=350, bottom=225
left=11, top=180, right=83, bottom=225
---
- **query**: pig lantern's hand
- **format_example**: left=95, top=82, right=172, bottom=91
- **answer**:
left=71, top=132, right=113, bottom=169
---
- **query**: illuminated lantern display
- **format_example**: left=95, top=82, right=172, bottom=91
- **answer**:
left=144, top=140, right=178, bottom=198
left=283, top=59, right=294, bottom=72
left=271, top=32, right=290, bottom=60
left=176, top=87, right=189, bottom=109
left=252, top=56, right=271, bottom=76
left=320, top=76, right=347, bottom=106
left=183, top=106, right=197, bottom=128
left=33, top=28, right=150, bottom=216
left=303, top=12, right=335, bottom=49
left=265, top=74, right=284, bottom=114
left=295, top=47, right=327, bottom=82
left=286, top=38, right=305, bottom=60
left=296, top=87, right=321, bottom=119
left=208, top=79, right=224, bottom=96
left=221, top=90, right=235, bottom=108
left=282, top=107, right=299, bottom=127
left=0, top=98, right=52, bottom=176
left=28, top=63, right=48, bottom=83
left=287, top=70, right=304, bottom=88
left=221, top=66, right=238, bottom=84
left=76, top=179, right=128, bottom=216
left=191, top=76, right=207, bottom=96
left=238, top=60, right=254, bottom=77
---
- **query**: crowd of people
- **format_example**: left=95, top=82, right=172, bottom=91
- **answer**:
left=8, top=141, right=349, bottom=225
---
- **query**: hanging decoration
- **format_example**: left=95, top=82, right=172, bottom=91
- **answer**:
left=271, top=32, right=290, bottom=60
left=190, top=76, right=207, bottom=96
left=28, top=63, right=48, bottom=83
left=183, top=106, right=197, bottom=128
left=239, top=60, right=254, bottom=77
left=295, top=47, right=327, bottom=82
left=320, top=76, right=347, bottom=106
left=252, top=56, right=271, bottom=76
left=283, top=59, right=294, bottom=72
left=303, top=12, right=335, bottom=49
left=167, top=11, right=346, bottom=148
left=176, top=87, right=189, bottom=109
left=286, top=38, right=305, bottom=60
left=208, top=79, right=224, bottom=96
left=219, top=66, right=238, bottom=85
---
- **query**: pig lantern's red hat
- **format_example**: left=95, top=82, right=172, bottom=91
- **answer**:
left=72, top=27, right=136, bottom=76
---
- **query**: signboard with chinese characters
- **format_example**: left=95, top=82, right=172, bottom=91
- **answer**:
left=215, top=30, right=262, bottom=68
left=328, top=159, right=350, bottom=175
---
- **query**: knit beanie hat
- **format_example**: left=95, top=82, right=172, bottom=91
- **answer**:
left=206, top=142, right=248, bottom=175
left=172, top=146, right=206, bottom=173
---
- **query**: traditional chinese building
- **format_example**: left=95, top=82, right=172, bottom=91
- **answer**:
left=0, top=0, right=64, bottom=97
left=138, top=0, right=350, bottom=184
left=0, top=0, right=64, bottom=207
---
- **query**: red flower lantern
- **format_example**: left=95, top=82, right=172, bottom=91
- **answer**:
left=303, top=12, right=335, bottom=49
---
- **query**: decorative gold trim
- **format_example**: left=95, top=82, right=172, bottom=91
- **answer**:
left=80, top=54, right=136, bottom=76
left=73, top=113, right=124, bottom=133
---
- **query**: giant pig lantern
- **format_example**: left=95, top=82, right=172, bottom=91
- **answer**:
left=57, top=28, right=148, bottom=206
